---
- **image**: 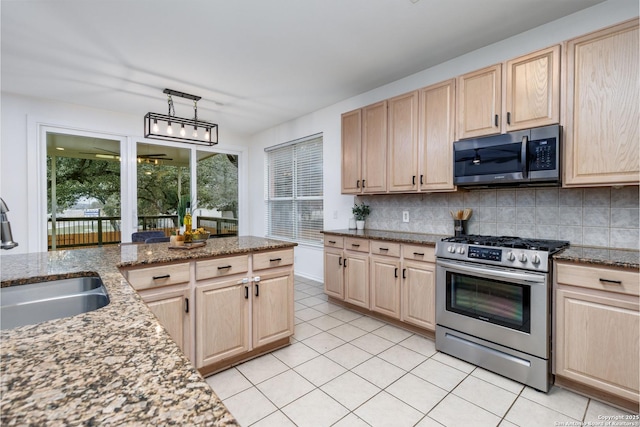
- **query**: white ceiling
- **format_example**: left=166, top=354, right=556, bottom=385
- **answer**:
left=2, top=0, right=606, bottom=136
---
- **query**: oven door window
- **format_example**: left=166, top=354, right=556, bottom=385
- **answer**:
left=446, top=271, right=531, bottom=333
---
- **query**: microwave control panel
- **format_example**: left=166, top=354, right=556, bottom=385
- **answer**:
left=529, top=138, right=557, bottom=171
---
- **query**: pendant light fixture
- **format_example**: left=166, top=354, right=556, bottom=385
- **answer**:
left=144, top=88, right=218, bottom=146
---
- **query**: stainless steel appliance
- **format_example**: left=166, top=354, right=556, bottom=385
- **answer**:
left=453, top=124, right=560, bottom=188
left=435, top=235, right=569, bottom=391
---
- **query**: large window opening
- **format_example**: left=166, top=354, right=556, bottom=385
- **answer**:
left=47, top=133, right=122, bottom=250
left=265, top=133, right=323, bottom=246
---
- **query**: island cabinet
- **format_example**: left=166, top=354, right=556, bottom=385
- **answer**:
left=562, top=19, right=639, bottom=187
left=456, top=45, right=560, bottom=139
left=195, top=250, right=294, bottom=374
left=124, top=261, right=191, bottom=358
left=323, top=234, right=436, bottom=334
left=554, top=261, right=639, bottom=410
left=122, top=247, right=295, bottom=376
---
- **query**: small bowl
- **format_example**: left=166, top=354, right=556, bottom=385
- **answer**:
left=191, top=231, right=211, bottom=242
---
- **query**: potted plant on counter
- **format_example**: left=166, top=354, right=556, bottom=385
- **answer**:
left=352, top=202, right=371, bottom=230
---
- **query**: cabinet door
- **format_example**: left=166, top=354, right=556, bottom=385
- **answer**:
left=140, top=285, right=190, bottom=357
left=401, top=260, right=435, bottom=330
left=362, top=101, right=387, bottom=193
left=253, top=269, right=295, bottom=348
left=344, top=252, right=369, bottom=308
left=563, top=20, right=639, bottom=186
left=341, top=109, right=363, bottom=194
left=324, top=248, right=344, bottom=299
left=555, top=288, right=639, bottom=403
left=195, top=278, right=249, bottom=368
left=456, top=64, right=502, bottom=139
left=388, top=91, right=419, bottom=192
left=370, top=256, right=401, bottom=319
left=419, top=79, right=456, bottom=191
left=504, top=45, right=560, bottom=132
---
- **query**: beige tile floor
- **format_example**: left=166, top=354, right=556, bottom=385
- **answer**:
left=206, top=276, right=637, bottom=427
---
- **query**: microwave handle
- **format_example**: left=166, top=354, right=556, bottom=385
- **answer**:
left=521, top=135, right=528, bottom=179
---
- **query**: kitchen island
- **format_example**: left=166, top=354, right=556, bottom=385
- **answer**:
left=0, top=236, right=296, bottom=426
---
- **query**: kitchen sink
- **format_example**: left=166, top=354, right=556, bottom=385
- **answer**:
left=1, top=276, right=110, bottom=330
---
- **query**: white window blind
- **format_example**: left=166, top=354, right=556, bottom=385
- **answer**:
left=265, top=134, right=323, bottom=245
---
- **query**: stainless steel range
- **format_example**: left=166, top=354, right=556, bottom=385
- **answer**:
left=435, top=235, right=569, bottom=392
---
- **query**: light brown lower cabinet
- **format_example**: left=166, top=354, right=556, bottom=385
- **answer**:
left=323, top=236, right=436, bottom=333
left=122, top=248, right=295, bottom=373
left=554, top=261, right=639, bottom=408
left=138, top=284, right=190, bottom=358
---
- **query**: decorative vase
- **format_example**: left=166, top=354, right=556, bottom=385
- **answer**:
left=356, top=220, right=365, bottom=230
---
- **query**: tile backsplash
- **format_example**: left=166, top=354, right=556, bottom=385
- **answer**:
left=356, top=186, right=639, bottom=250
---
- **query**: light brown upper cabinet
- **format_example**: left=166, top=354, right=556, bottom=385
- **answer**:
left=563, top=20, right=639, bottom=187
left=341, top=109, right=362, bottom=194
left=362, top=101, right=388, bottom=193
left=419, top=79, right=456, bottom=191
left=456, top=64, right=502, bottom=139
left=505, top=45, right=560, bottom=132
left=457, top=45, right=560, bottom=139
left=388, top=91, right=419, bottom=192
left=341, top=101, right=388, bottom=194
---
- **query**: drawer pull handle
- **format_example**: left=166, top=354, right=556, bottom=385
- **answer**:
left=413, top=252, right=425, bottom=256
left=329, top=240, right=336, bottom=244
left=494, top=114, right=499, bottom=127
left=394, top=268, right=398, bottom=278
left=379, top=247, right=389, bottom=251
left=270, top=258, right=282, bottom=262
left=351, top=244, right=360, bottom=247
left=403, top=268, right=406, bottom=279
left=152, top=274, right=170, bottom=280
left=338, top=256, right=342, bottom=266
left=344, top=259, right=347, bottom=268
left=218, top=265, right=232, bottom=270
left=255, top=284, right=260, bottom=297
left=244, top=286, right=249, bottom=299
left=599, top=278, right=622, bottom=285
left=185, top=298, right=189, bottom=313
left=420, top=175, right=424, bottom=185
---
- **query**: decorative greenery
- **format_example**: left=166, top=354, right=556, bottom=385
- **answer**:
left=177, top=194, right=190, bottom=226
left=352, top=202, right=371, bottom=221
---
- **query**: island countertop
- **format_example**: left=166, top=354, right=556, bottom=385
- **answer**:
left=1, top=236, right=296, bottom=426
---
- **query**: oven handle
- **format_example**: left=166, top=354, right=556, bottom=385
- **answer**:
left=436, top=259, right=546, bottom=284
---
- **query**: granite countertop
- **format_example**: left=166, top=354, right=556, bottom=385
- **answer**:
left=553, top=245, right=640, bottom=270
left=323, top=229, right=446, bottom=246
left=323, top=229, right=639, bottom=269
left=0, top=236, right=296, bottom=426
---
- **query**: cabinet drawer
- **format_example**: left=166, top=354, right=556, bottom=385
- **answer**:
left=126, top=262, right=190, bottom=291
left=196, top=255, right=249, bottom=280
left=402, top=244, right=435, bottom=262
left=253, top=249, right=294, bottom=271
left=370, top=240, right=400, bottom=257
left=556, top=262, right=639, bottom=296
left=324, top=235, right=344, bottom=248
left=345, top=237, right=370, bottom=253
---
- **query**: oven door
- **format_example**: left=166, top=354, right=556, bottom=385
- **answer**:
left=436, top=259, right=549, bottom=358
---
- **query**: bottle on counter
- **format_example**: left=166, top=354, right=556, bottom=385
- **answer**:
left=184, top=202, right=192, bottom=232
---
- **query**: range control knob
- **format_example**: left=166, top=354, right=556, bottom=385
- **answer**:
left=457, top=247, right=465, bottom=254
left=532, top=254, right=541, bottom=265
left=506, top=252, right=516, bottom=262
left=519, top=253, right=528, bottom=263
left=448, top=246, right=456, bottom=253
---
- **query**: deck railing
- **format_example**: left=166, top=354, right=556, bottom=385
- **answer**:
left=48, top=215, right=238, bottom=249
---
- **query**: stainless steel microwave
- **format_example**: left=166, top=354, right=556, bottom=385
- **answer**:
left=453, top=125, right=561, bottom=188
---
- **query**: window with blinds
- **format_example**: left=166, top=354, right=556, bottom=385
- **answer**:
left=265, top=134, right=323, bottom=246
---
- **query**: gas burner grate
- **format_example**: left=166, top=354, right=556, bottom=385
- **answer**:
left=441, top=235, right=569, bottom=253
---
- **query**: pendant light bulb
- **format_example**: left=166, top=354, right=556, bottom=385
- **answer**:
left=152, top=119, right=159, bottom=133
left=193, top=127, right=198, bottom=138
left=205, top=128, right=210, bottom=140
left=180, top=124, right=186, bottom=137
left=167, top=121, right=173, bottom=135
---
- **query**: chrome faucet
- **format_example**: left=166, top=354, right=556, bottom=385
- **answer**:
left=1, top=198, right=19, bottom=250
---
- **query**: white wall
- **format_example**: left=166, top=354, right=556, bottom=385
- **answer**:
left=248, top=0, right=639, bottom=280
left=0, top=93, right=250, bottom=255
